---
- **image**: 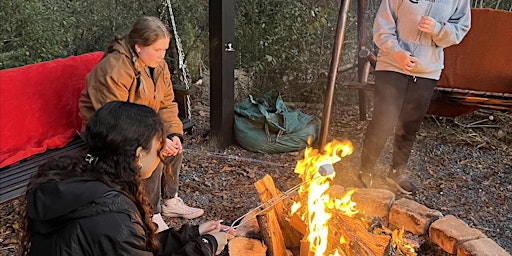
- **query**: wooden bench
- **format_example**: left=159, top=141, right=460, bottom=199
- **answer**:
left=344, top=8, right=512, bottom=120
left=0, top=52, right=193, bottom=203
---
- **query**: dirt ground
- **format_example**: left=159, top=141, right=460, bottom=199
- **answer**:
left=1, top=98, right=510, bottom=255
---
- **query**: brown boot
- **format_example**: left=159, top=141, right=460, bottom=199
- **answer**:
left=387, top=169, right=417, bottom=194
left=358, top=172, right=390, bottom=189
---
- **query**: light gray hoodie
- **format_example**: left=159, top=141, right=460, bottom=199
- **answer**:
left=373, top=0, right=471, bottom=80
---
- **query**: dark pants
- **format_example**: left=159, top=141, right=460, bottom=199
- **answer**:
left=143, top=152, right=183, bottom=214
left=360, top=71, right=437, bottom=174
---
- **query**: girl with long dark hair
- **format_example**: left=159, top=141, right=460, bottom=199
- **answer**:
left=19, top=101, right=232, bottom=256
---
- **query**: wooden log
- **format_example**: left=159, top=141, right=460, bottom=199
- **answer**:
left=257, top=210, right=288, bottom=256
left=300, top=235, right=314, bottom=256
left=228, top=237, right=267, bottom=256
left=254, top=174, right=302, bottom=248
left=329, top=214, right=391, bottom=256
left=293, top=212, right=389, bottom=255
left=289, top=213, right=307, bottom=235
left=234, top=213, right=261, bottom=239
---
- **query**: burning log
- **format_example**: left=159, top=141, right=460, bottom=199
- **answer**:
left=292, top=208, right=391, bottom=256
left=330, top=214, right=391, bottom=256
left=289, top=213, right=307, bottom=235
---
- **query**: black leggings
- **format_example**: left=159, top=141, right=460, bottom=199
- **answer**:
left=360, top=71, right=437, bottom=174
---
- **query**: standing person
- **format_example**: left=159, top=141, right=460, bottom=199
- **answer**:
left=20, top=101, right=233, bottom=256
left=359, top=0, right=471, bottom=193
left=79, top=16, right=203, bottom=221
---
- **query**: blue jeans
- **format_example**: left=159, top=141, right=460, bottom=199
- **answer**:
left=360, top=71, right=437, bottom=174
left=142, top=152, right=183, bottom=213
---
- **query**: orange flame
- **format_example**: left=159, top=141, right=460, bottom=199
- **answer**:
left=392, top=228, right=417, bottom=256
left=291, top=139, right=356, bottom=255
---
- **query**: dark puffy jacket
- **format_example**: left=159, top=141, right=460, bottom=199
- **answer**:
left=26, top=177, right=217, bottom=256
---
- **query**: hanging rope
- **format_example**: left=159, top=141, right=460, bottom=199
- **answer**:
left=162, top=0, right=192, bottom=120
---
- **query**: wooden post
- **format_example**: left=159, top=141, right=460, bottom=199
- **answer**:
left=209, top=0, right=235, bottom=148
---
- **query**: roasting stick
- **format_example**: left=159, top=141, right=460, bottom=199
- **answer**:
left=183, top=148, right=287, bottom=167
left=226, top=164, right=335, bottom=231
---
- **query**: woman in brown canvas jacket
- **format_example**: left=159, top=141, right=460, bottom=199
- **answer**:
left=79, top=16, right=203, bottom=226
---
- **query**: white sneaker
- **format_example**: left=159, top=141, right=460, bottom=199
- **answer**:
left=161, top=197, right=204, bottom=219
left=151, top=213, right=169, bottom=232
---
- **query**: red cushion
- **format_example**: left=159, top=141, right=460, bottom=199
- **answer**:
left=0, top=51, right=103, bottom=168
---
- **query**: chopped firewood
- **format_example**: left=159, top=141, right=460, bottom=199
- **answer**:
left=257, top=210, right=288, bottom=256
left=330, top=214, right=391, bottom=256
left=290, top=207, right=390, bottom=255
left=228, top=237, right=267, bottom=256
left=289, top=213, right=307, bottom=235
left=234, top=213, right=261, bottom=239
left=300, top=236, right=313, bottom=256
left=254, top=174, right=302, bottom=248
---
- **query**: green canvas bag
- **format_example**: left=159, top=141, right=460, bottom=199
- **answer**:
left=234, top=90, right=321, bottom=153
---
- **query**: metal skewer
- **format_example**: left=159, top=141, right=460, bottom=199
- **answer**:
left=228, top=163, right=335, bottom=230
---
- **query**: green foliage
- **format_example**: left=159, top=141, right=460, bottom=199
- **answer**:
left=0, top=0, right=160, bottom=69
left=161, top=0, right=209, bottom=81
left=1, top=0, right=510, bottom=103
left=472, top=0, right=512, bottom=10
left=235, top=0, right=345, bottom=99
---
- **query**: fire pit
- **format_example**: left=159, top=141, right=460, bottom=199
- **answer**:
left=229, top=139, right=510, bottom=256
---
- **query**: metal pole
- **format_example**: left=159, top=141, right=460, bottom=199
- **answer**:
left=319, top=0, right=351, bottom=150
left=357, top=0, right=369, bottom=121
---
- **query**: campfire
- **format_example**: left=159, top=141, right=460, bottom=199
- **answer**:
left=232, top=139, right=419, bottom=256
left=289, top=139, right=418, bottom=256
left=290, top=139, right=358, bottom=255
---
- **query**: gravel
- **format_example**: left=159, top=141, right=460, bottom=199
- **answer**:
left=1, top=103, right=510, bottom=255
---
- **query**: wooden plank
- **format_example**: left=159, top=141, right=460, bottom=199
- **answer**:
left=343, top=81, right=375, bottom=91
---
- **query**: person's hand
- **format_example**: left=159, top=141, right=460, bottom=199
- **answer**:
left=199, top=220, right=235, bottom=236
left=209, top=232, right=234, bottom=255
left=161, top=137, right=182, bottom=157
left=392, top=50, right=417, bottom=74
left=418, top=16, right=436, bottom=34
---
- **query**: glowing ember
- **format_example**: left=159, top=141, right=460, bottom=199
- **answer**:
left=290, top=139, right=355, bottom=256
left=391, top=228, right=417, bottom=256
